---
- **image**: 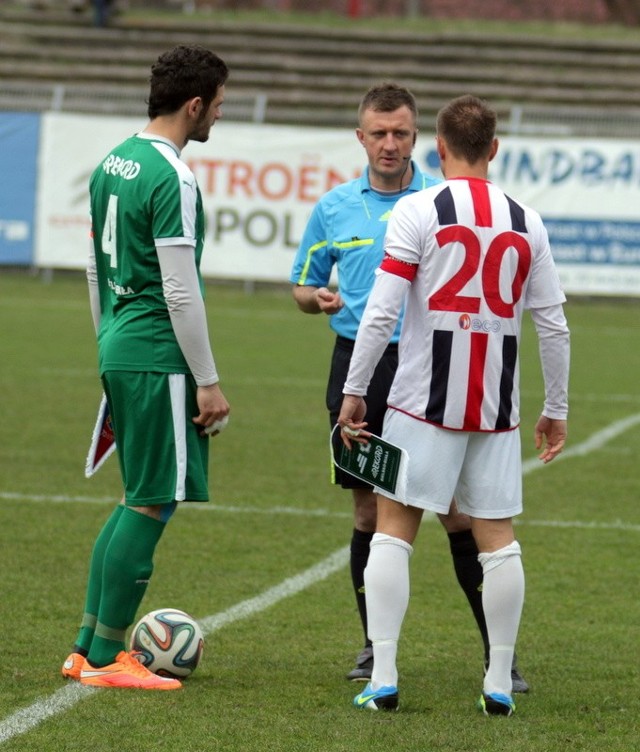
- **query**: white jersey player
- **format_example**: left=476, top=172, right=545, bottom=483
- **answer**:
left=339, top=94, right=569, bottom=717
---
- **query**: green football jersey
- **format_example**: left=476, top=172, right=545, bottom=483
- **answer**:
left=89, top=133, right=206, bottom=375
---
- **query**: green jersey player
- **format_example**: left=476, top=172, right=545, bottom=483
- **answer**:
left=61, top=45, right=230, bottom=690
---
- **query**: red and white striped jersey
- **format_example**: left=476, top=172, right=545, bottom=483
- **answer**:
left=379, top=177, right=566, bottom=432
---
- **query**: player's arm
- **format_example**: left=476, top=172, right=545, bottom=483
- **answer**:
left=530, top=303, right=570, bottom=463
left=342, top=267, right=408, bottom=396
left=338, top=266, right=409, bottom=446
left=339, top=194, right=420, bottom=445
left=156, top=244, right=229, bottom=433
left=87, top=237, right=101, bottom=333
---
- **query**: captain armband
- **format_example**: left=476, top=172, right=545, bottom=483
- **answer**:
left=380, top=253, right=418, bottom=281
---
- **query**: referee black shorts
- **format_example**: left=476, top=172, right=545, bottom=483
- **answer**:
left=326, top=335, right=398, bottom=490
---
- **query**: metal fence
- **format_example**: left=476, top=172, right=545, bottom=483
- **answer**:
left=0, top=81, right=268, bottom=122
left=4, top=80, right=640, bottom=137
left=506, top=104, right=640, bottom=139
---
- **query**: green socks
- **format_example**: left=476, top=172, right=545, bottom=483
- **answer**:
left=74, top=504, right=125, bottom=655
left=80, top=506, right=166, bottom=667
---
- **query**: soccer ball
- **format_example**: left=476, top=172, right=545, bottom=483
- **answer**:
left=130, top=608, right=204, bottom=679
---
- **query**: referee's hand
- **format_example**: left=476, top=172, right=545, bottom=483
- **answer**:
left=316, top=287, right=344, bottom=315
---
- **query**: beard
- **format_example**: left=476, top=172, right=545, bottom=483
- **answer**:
left=187, top=110, right=214, bottom=144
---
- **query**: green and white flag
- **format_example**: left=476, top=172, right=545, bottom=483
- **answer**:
left=331, top=425, right=408, bottom=497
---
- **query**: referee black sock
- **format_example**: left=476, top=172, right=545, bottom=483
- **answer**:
left=350, top=528, right=374, bottom=648
left=448, top=529, right=490, bottom=663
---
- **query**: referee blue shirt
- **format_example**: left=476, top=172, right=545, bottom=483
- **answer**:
left=290, top=162, right=440, bottom=341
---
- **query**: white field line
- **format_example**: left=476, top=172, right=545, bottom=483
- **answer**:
left=0, top=546, right=349, bottom=744
left=0, top=492, right=354, bottom=518
left=521, top=411, right=640, bottom=474
left=0, top=493, right=638, bottom=533
left=1, top=412, right=639, bottom=743
left=0, top=684, right=97, bottom=743
left=4, top=411, right=640, bottom=525
left=197, top=546, right=349, bottom=634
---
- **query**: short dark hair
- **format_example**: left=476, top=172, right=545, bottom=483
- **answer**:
left=358, top=83, right=418, bottom=125
left=436, top=94, right=497, bottom=165
left=147, top=45, right=229, bottom=119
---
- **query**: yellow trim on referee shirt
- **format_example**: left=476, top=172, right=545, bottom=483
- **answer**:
left=333, top=238, right=374, bottom=250
left=297, top=240, right=328, bottom=285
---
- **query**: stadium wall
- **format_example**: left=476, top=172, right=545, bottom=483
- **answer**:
left=4, top=110, right=640, bottom=296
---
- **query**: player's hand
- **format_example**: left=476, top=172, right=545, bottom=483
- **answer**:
left=534, top=415, right=567, bottom=463
left=338, top=395, right=369, bottom=449
left=316, top=287, right=344, bottom=315
left=193, top=383, right=230, bottom=437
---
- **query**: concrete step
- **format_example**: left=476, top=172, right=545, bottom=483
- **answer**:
left=3, top=4, right=640, bottom=132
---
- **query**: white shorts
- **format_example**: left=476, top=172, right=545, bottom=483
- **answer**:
left=377, top=409, right=523, bottom=519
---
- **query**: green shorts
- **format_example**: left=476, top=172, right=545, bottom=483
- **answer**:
left=102, top=371, right=209, bottom=506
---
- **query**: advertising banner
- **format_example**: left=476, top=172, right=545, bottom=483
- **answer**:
left=35, top=113, right=362, bottom=281
left=36, top=112, right=147, bottom=269
left=36, top=112, right=640, bottom=295
left=0, top=112, right=40, bottom=265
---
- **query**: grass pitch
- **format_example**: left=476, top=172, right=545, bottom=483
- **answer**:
left=0, top=270, right=639, bottom=751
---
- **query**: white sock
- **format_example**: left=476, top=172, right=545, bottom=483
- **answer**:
left=478, top=541, right=524, bottom=697
left=365, top=532, right=413, bottom=690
